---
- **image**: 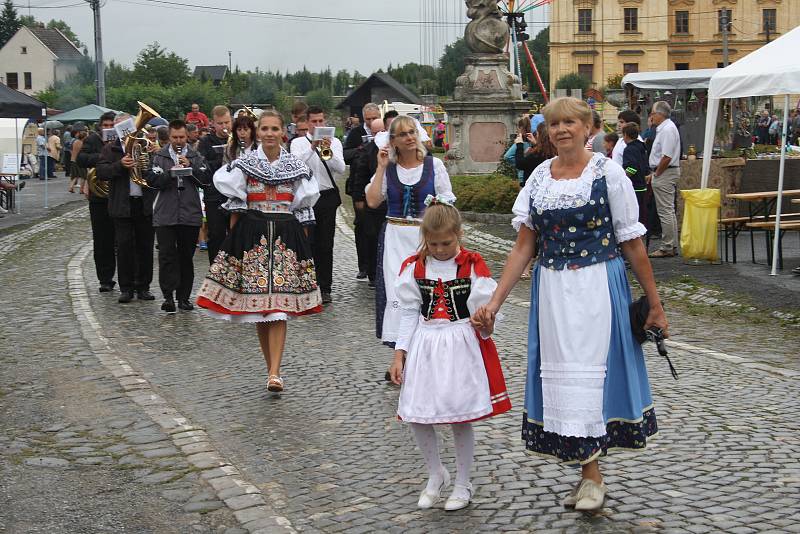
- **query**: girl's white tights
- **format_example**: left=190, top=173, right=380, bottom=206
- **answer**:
left=410, top=422, right=474, bottom=500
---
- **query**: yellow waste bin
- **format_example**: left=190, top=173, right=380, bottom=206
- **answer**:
left=680, top=188, right=721, bottom=262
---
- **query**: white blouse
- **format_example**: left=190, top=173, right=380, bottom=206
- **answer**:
left=365, top=157, right=456, bottom=205
left=213, top=146, right=320, bottom=225
left=393, top=255, right=497, bottom=353
left=511, top=153, right=646, bottom=244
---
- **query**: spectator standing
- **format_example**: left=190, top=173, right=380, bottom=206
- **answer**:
left=611, top=110, right=641, bottom=166
left=768, top=115, right=781, bottom=145
left=586, top=111, right=604, bottom=152
left=621, top=123, right=650, bottom=229
left=36, top=128, right=48, bottom=179
left=792, top=110, right=800, bottom=145
left=433, top=119, right=446, bottom=148
left=504, top=115, right=532, bottom=187
left=185, top=103, right=209, bottom=130
left=648, top=101, right=682, bottom=258
left=68, top=123, right=88, bottom=193
left=186, top=123, right=200, bottom=151
left=47, top=130, right=62, bottom=176
left=62, top=126, right=74, bottom=170
left=756, top=110, right=771, bottom=145
left=514, top=121, right=556, bottom=183
left=603, top=133, right=618, bottom=158
left=290, top=106, right=345, bottom=304
left=286, top=101, right=309, bottom=142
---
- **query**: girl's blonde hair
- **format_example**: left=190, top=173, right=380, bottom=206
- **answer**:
left=418, top=203, right=462, bottom=262
left=388, top=115, right=426, bottom=164
left=258, top=109, right=285, bottom=128
left=541, top=97, right=592, bottom=127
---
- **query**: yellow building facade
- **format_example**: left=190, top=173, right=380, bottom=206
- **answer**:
left=549, top=0, right=800, bottom=90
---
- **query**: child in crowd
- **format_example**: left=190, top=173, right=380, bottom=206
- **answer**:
left=621, top=123, right=650, bottom=228
left=603, top=132, right=619, bottom=158
left=388, top=197, right=511, bottom=511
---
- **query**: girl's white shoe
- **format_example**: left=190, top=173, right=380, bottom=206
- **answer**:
left=444, top=482, right=473, bottom=511
left=417, top=470, right=451, bottom=509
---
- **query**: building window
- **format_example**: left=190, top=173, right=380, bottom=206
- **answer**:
left=20, top=46, right=27, bottom=54
left=623, top=63, right=639, bottom=74
left=675, top=63, right=690, bottom=71
left=578, top=64, right=594, bottom=83
left=578, top=9, right=592, bottom=33
left=675, top=11, right=689, bottom=34
left=624, top=8, right=638, bottom=32
left=24, top=72, right=32, bottom=90
left=763, top=9, right=776, bottom=33
left=6, top=72, right=18, bottom=90
left=717, top=62, right=725, bottom=68
left=718, top=9, right=732, bottom=32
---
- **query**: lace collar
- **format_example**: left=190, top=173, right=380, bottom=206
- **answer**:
left=529, top=153, right=607, bottom=211
left=230, top=146, right=310, bottom=185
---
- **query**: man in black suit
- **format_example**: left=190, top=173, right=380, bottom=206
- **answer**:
left=77, top=111, right=118, bottom=293
left=196, top=105, right=232, bottom=263
left=343, top=103, right=382, bottom=281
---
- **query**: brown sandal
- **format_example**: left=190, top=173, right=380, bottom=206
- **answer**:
left=648, top=249, right=675, bottom=258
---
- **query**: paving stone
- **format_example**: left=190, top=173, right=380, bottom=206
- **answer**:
left=183, top=501, right=225, bottom=514
left=23, top=457, right=70, bottom=468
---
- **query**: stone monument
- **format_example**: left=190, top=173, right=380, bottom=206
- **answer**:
left=443, top=0, right=532, bottom=175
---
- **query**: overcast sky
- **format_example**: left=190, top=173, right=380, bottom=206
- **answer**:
left=20, top=0, right=548, bottom=74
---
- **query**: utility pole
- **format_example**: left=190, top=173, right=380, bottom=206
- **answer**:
left=721, top=11, right=730, bottom=67
left=86, top=0, right=105, bottom=106
left=227, top=50, right=232, bottom=72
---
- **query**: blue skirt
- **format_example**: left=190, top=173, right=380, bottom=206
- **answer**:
left=522, top=257, right=658, bottom=465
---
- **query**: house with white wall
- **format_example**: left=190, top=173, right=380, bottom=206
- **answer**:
left=0, top=26, right=85, bottom=96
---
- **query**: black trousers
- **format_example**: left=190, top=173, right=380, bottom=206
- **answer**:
left=156, top=225, right=200, bottom=301
left=114, top=198, right=154, bottom=292
left=362, top=207, right=387, bottom=282
left=205, top=198, right=229, bottom=264
left=89, top=201, right=116, bottom=285
left=312, top=191, right=339, bottom=294
left=352, top=199, right=369, bottom=273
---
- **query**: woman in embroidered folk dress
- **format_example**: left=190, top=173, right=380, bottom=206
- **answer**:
left=365, top=115, right=455, bottom=348
left=475, top=98, right=668, bottom=511
left=388, top=201, right=511, bottom=511
left=225, top=113, right=259, bottom=163
left=196, top=110, right=322, bottom=393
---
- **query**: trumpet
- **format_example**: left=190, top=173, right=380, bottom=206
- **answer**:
left=319, top=138, right=333, bottom=161
left=175, top=145, right=185, bottom=191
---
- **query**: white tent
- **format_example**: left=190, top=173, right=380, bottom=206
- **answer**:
left=622, top=69, right=719, bottom=90
left=700, top=24, right=800, bottom=275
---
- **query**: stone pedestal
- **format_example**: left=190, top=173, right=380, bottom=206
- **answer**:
left=443, top=54, right=531, bottom=176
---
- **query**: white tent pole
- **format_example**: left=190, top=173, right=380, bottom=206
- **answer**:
left=769, top=94, right=790, bottom=276
left=14, top=119, right=21, bottom=214
left=700, top=98, right=720, bottom=189
left=43, top=109, right=49, bottom=209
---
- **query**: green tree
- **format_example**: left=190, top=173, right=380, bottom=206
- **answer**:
left=333, top=69, right=351, bottom=95
left=0, top=0, right=21, bottom=49
left=519, top=28, right=550, bottom=98
left=19, top=14, right=35, bottom=26
left=437, top=38, right=470, bottom=96
left=106, top=59, right=134, bottom=88
left=132, top=42, right=190, bottom=86
left=305, top=88, right=333, bottom=112
left=555, top=72, right=591, bottom=92
left=46, top=19, right=83, bottom=50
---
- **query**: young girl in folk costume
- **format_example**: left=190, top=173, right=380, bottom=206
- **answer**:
left=365, top=115, right=455, bottom=348
left=225, top=113, right=259, bottom=163
left=196, top=110, right=323, bottom=394
left=388, top=198, right=511, bottom=511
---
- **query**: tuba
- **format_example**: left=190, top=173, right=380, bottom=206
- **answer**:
left=86, top=167, right=109, bottom=198
left=123, top=101, right=161, bottom=188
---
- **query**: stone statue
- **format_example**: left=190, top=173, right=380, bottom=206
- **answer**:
left=464, top=0, right=508, bottom=54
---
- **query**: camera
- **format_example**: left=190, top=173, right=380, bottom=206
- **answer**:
left=645, top=327, right=668, bottom=357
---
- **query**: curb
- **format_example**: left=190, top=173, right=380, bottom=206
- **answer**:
left=67, top=240, right=296, bottom=534
left=460, top=211, right=514, bottom=225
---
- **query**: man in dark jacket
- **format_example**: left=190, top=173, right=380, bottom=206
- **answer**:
left=196, top=105, right=232, bottom=263
left=146, top=120, right=210, bottom=313
left=96, top=114, right=157, bottom=304
left=350, top=117, right=388, bottom=287
left=621, top=122, right=650, bottom=229
left=343, top=103, right=382, bottom=280
left=77, top=111, right=117, bottom=293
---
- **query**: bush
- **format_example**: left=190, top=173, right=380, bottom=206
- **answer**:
left=555, top=72, right=591, bottom=92
left=451, top=174, right=519, bottom=214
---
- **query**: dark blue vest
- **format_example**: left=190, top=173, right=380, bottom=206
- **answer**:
left=530, top=175, right=619, bottom=270
left=386, top=156, right=435, bottom=219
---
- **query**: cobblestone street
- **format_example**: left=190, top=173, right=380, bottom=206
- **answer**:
left=1, top=203, right=799, bottom=533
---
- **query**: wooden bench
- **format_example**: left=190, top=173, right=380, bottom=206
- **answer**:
left=744, top=220, right=800, bottom=269
left=718, top=213, right=800, bottom=263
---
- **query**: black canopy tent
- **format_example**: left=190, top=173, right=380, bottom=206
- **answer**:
left=0, top=83, right=47, bottom=212
left=0, top=83, right=45, bottom=119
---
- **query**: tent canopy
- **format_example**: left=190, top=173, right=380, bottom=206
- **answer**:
left=622, top=69, right=720, bottom=90
left=51, top=104, right=120, bottom=123
left=0, top=83, right=45, bottom=119
left=709, top=25, right=800, bottom=98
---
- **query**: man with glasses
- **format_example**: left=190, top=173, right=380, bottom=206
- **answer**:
left=290, top=106, right=345, bottom=304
